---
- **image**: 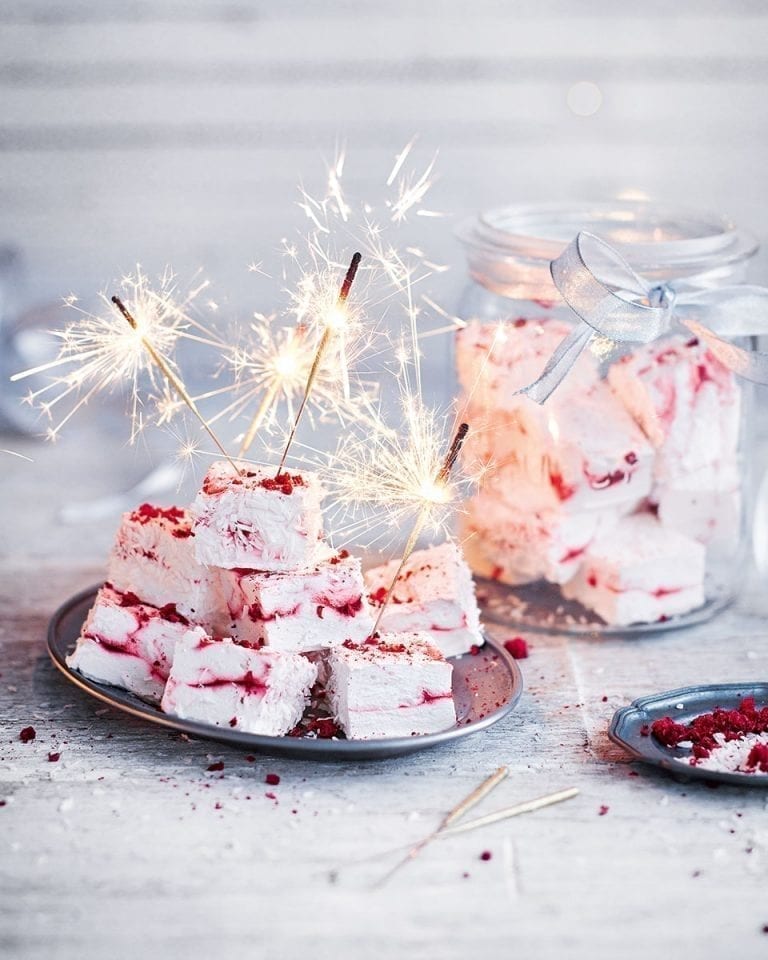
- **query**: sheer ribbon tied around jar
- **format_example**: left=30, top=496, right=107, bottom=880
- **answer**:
left=522, top=231, right=768, bottom=403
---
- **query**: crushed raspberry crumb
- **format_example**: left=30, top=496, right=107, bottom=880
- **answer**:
left=265, top=791, right=277, bottom=800
left=265, top=773, right=280, bottom=786
left=746, top=743, right=768, bottom=773
left=469, top=644, right=481, bottom=656
left=503, top=637, right=528, bottom=659
left=206, top=761, right=224, bottom=772
left=131, top=503, right=186, bottom=525
left=599, top=805, right=609, bottom=816
left=651, top=697, right=768, bottom=760
left=245, top=755, right=255, bottom=762
left=640, top=724, right=650, bottom=737
left=229, top=717, right=237, bottom=728
left=19, top=726, right=36, bottom=743
left=258, top=472, right=305, bottom=494
left=47, top=752, right=60, bottom=762
left=479, top=850, right=492, bottom=861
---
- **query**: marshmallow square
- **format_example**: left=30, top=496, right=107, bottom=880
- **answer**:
left=192, top=461, right=325, bottom=571
left=364, top=542, right=484, bottom=657
left=326, top=633, right=456, bottom=739
left=107, top=503, right=222, bottom=626
left=218, top=550, right=374, bottom=652
left=161, top=632, right=317, bottom=736
left=562, top=514, right=706, bottom=626
left=66, top=584, right=191, bottom=703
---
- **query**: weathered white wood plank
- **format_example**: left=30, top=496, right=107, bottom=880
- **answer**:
left=2, top=16, right=766, bottom=64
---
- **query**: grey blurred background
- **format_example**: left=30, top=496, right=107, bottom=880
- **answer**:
left=2, top=0, right=767, bottom=305
left=1, top=0, right=768, bottom=564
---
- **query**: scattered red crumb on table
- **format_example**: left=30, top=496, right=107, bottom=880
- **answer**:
left=479, top=850, right=492, bottom=861
left=265, top=772, right=280, bottom=785
left=19, top=726, right=35, bottom=743
left=47, top=752, right=60, bottom=762
left=265, top=791, right=277, bottom=800
left=503, top=637, right=529, bottom=659
left=599, top=805, right=609, bottom=816
left=206, top=761, right=224, bottom=772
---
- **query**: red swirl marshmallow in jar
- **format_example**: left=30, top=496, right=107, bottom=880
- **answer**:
left=364, top=542, right=484, bottom=658
left=66, top=584, right=191, bottom=703
left=562, top=513, right=706, bottom=627
left=161, top=630, right=317, bottom=736
left=218, top=549, right=374, bottom=652
left=191, top=461, right=326, bottom=571
left=326, top=633, right=456, bottom=739
left=608, top=335, right=742, bottom=547
left=107, top=503, right=222, bottom=627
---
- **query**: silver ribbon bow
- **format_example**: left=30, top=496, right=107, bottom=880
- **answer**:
left=521, top=231, right=768, bottom=404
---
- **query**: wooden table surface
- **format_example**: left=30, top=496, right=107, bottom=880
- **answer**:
left=3, top=419, right=768, bottom=960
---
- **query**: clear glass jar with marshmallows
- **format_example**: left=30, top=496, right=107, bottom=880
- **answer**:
left=453, top=201, right=758, bottom=634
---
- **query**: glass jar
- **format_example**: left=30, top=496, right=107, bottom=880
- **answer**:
left=454, top=201, right=758, bottom=634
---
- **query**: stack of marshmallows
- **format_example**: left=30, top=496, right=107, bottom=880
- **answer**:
left=67, top=462, right=485, bottom=739
left=457, top=318, right=742, bottom=626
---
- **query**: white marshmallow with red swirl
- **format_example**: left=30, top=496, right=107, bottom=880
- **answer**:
left=364, top=542, right=483, bottom=658
left=608, top=335, right=741, bottom=482
left=456, top=317, right=599, bottom=413
left=562, top=513, right=706, bottom=626
left=107, top=503, right=222, bottom=626
left=161, top=631, right=317, bottom=735
left=218, top=551, right=374, bottom=652
left=66, top=584, right=191, bottom=703
left=460, top=474, right=613, bottom=585
left=192, top=461, right=325, bottom=571
left=326, top=633, right=455, bottom=740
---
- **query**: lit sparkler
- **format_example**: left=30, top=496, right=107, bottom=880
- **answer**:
left=11, top=266, right=220, bottom=442
left=369, top=419, right=469, bottom=636
left=110, top=295, right=237, bottom=471
left=275, top=251, right=362, bottom=477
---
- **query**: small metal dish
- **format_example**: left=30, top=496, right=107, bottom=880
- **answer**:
left=48, top=585, right=524, bottom=761
left=609, top=683, right=768, bottom=787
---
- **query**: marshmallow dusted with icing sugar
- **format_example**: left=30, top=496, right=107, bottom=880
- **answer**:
left=66, top=584, right=191, bottom=704
left=326, top=633, right=456, bottom=740
left=218, top=550, right=374, bottom=652
left=161, top=631, right=317, bottom=736
left=562, top=513, right=706, bottom=626
left=192, top=461, right=326, bottom=571
left=364, top=542, right=484, bottom=658
left=107, top=503, right=222, bottom=627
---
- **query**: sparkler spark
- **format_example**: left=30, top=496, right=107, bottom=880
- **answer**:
left=369, top=421, right=469, bottom=636
left=275, top=252, right=362, bottom=477
left=11, top=266, right=220, bottom=442
left=110, top=295, right=237, bottom=471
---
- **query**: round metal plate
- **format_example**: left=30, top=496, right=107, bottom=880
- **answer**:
left=48, top=585, right=524, bottom=761
left=609, top=682, right=768, bottom=786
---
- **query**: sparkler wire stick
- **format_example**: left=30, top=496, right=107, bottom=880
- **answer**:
left=438, top=787, right=580, bottom=837
left=375, top=766, right=509, bottom=887
left=237, top=379, right=282, bottom=458
left=370, top=421, right=469, bottom=637
left=110, top=295, right=238, bottom=471
left=274, top=252, right=361, bottom=478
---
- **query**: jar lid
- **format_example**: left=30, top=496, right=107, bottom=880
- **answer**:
left=456, top=201, right=758, bottom=300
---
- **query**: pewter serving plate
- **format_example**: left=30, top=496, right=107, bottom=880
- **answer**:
left=609, top=683, right=768, bottom=787
left=48, top=585, right=523, bottom=760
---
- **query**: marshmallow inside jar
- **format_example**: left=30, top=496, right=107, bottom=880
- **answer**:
left=453, top=200, right=758, bottom=634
